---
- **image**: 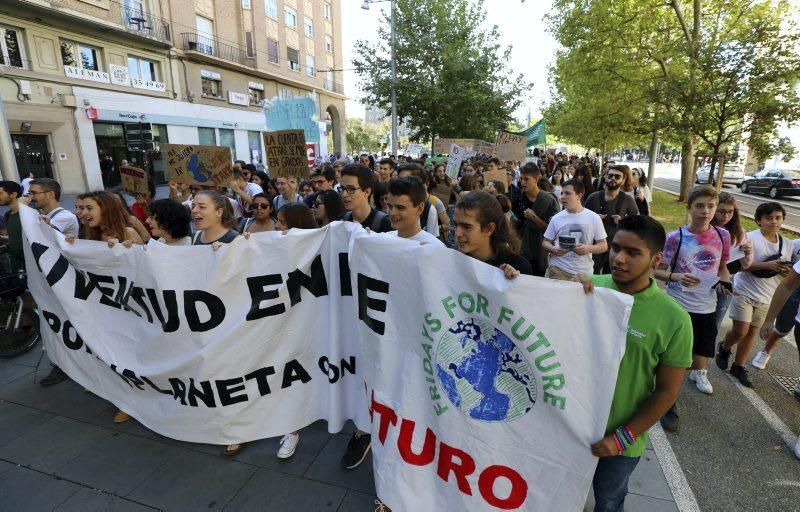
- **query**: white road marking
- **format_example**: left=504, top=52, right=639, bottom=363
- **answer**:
left=649, top=424, right=702, bottom=512
left=726, top=373, right=798, bottom=449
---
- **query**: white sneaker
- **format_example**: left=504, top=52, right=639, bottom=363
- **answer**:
left=277, top=433, right=299, bottom=459
left=689, top=369, right=714, bottom=394
left=751, top=351, right=771, bottom=370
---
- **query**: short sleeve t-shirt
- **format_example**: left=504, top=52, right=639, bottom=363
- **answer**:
left=663, top=225, right=730, bottom=314
left=734, top=230, right=793, bottom=304
left=592, top=275, right=693, bottom=457
left=543, top=208, right=607, bottom=275
left=46, top=207, right=80, bottom=238
left=390, top=229, right=445, bottom=247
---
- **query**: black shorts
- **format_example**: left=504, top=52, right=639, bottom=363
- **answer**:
left=689, top=311, right=717, bottom=358
left=775, top=289, right=800, bottom=335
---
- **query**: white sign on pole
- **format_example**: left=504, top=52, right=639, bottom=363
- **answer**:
left=445, top=143, right=465, bottom=179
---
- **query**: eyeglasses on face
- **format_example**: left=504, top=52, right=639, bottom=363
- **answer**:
left=606, top=174, right=624, bottom=181
left=252, top=203, right=271, bottom=210
left=340, top=186, right=362, bottom=195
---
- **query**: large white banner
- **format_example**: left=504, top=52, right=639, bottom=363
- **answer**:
left=21, top=204, right=632, bottom=510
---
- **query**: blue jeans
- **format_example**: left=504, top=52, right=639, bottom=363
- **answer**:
left=714, top=289, right=733, bottom=332
left=592, top=455, right=641, bottom=512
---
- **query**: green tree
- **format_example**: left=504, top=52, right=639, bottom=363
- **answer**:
left=346, top=119, right=382, bottom=154
left=353, top=0, right=528, bottom=147
left=547, top=0, right=800, bottom=200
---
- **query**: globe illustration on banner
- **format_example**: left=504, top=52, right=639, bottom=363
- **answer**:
left=435, top=318, right=537, bottom=423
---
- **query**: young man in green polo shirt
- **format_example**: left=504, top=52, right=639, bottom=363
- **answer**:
left=586, top=215, right=693, bottom=511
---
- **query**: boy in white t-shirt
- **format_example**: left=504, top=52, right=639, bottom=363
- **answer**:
left=386, top=176, right=445, bottom=247
left=542, top=179, right=607, bottom=280
left=717, top=202, right=792, bottom=387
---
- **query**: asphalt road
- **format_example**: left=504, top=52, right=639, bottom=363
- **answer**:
left=665, top=315, right=800, bottom=511
left=654, top=177, right=800, bottom=231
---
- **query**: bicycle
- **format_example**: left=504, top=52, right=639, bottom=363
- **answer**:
left=0, top=269, right=40, bottom=359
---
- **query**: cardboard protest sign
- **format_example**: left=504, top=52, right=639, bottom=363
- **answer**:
left=119, top=165, right=148, bottom=196
left=265, top=129, right=309, bottom=179
left=482, top=169, right=508, bottom=188
left=164, top=144, right=233, bottom=187
left=494, top=131, right=527, bottom=161
left=445, top=143, right=465, bottom=179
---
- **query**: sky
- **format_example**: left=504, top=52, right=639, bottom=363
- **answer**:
left=338, top=0, right=559, bottom=123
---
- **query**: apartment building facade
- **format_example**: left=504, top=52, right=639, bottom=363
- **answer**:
left=0, top=0, right=345, bottom=193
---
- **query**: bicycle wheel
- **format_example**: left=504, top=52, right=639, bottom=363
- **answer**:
left=0, top=308, right=40, bottom=359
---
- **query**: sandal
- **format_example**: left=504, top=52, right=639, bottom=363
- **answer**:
left=223, top=443, right=245, bottom=456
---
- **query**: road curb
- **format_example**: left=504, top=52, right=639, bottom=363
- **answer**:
left=654, top=186, right=800, bottom=235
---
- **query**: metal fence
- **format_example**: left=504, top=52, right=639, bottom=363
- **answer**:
left=181, top=32, right=255, bottom=68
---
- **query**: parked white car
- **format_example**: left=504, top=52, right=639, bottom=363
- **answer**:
left=695, top=165, right=745, bottom=186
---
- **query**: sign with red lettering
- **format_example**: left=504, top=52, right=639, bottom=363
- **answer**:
left=352, top=235, right=632, bottom=511
left=119, top=165, right=148, bottom=196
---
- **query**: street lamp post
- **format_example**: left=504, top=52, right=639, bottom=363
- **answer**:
left=362, top=0, right=398, bottom=158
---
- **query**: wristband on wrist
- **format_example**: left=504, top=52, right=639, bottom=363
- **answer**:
left=668, top=272, right=674, bottom=283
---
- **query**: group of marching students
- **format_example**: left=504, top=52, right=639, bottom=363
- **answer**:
left=1, top=149, right=799, bottom=512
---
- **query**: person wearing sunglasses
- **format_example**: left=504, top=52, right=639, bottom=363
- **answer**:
left=312, top=190, right=345, bottom=226
left=240, top=193, right=277, bottom=233
left=585, top=165, right=639, bottom=274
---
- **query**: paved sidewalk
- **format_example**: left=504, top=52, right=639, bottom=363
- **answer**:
left=0, top=345, right=682, bottom=512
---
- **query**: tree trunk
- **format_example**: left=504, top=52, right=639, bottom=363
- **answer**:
left=715, top=154, right=726, bottom=193
left=647, top=128, right=658, bottom=190
left=678, top=138, right=695, bottom=202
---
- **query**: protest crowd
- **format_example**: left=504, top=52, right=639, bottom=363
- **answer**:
left=2, top=146, right=800, bottom=512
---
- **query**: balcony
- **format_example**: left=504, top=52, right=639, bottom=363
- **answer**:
left=323, top=81, right=345, bottom=94
left=181, top=32, right=255, bottom=68
left=37, top=0, right=172, bottom=46
left=119, top=7, right=171, bottom=44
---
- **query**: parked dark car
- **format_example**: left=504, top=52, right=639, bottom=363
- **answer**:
left=740, top=169, right=800, bottom=198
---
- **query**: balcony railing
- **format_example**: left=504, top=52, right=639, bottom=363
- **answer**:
left=46, top=0, right=171, bottom=45
left=182, top=32, right=255, bottom=68
left=121, top=7, right=171, bottom=44
left=323, top=81, right=345, bottom=94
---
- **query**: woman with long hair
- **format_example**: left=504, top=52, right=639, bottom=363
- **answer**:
left=191, top=190, right=239, bottom=246
left=711, top=192, right=752, bottom=331
left=241, top=193, right=277, bottom=233
left=631, top=167, right=652, bottom=215
left=277, top=202, right=318, bottom=231
left=573, top=165, right=596, bottom=199
left=550, top=168, right=565, bottom=198
left=271, top=201, right=318, bottom=461
left=69, top=191, right=144, bottom=425
left=458, top=175, right=478, bottom=199
left=313, top=190, right=345, bottom=226
left=454, top=191, right=531, bottom=275
left=81, top=191, right=145, bottom=246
